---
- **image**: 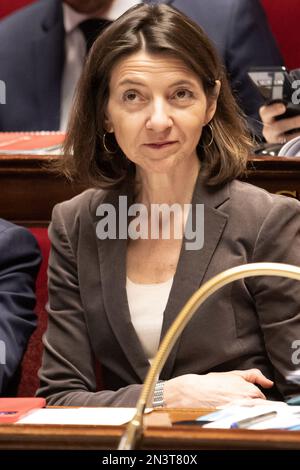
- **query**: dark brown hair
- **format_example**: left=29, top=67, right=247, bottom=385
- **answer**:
left=62, top=3, right=252, bottom=188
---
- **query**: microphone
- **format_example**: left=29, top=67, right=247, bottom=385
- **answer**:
left=118, top=262, right=300, bottom=450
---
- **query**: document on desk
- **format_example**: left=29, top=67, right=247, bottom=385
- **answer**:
left=201, top=404, right=300, bottom=430
left=16, top=407, right=150, bottom=426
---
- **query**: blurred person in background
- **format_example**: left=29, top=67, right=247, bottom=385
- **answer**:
left=0, top=219, right=41, bottom=396
left=0, top=0, right=282, bottom=135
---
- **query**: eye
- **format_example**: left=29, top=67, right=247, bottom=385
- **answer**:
left=122, top=90, right=143, bottom=103
left=172, top=89, right=194, bottom=101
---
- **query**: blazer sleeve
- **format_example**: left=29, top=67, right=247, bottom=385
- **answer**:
left=247, top=196, right=300, bottom=400
left=225, top=0, right=283, bottom=135
left=37, top=204, right=143, bottom=406
left=0, top=224, right=41, bottom=394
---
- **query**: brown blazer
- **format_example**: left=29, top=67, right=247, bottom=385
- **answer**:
left=37, top=178, right=300, bottom=405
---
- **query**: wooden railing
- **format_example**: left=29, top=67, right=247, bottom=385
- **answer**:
left=0, top=407, right=300, bottom=450
left=1, top=153, right=300, bottom=225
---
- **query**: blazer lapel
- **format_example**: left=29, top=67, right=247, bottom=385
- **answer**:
left=94, top=188, right=150, bottom=383
left=32, top=0, right=64, bottom=130
left=160, top=179, right=230, bottom=379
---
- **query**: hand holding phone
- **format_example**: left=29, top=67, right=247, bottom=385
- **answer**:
left=248, top=66, right=300, bottom=121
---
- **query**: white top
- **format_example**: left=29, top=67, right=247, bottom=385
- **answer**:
left=60, top=0, right=141, bottom=131
left=126, top=276, right=174, bottom=363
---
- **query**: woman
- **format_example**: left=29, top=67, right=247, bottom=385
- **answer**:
left=37, top=4, right=300, bottom=407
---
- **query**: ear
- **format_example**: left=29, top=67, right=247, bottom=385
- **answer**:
left=103, top=112, right=114, bottom=133
left=104, top=120, right=114, bottom=133
left=204, top=80, right=221, bottom=125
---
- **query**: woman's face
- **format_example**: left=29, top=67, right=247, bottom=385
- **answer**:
left=105, top=51, right=219, bottom=174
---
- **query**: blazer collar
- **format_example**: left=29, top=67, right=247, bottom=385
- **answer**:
left=93, top=175, right=230, bottom=382
left=93, top=185, right=149, bottom=382
left=160, top=177, right=230, bottom=377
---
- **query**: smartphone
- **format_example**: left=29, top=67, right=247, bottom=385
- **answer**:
left=248, top=66, right=300, bottom=120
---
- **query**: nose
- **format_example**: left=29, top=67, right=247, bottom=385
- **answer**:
left=145, top=98, right=173, bottom=132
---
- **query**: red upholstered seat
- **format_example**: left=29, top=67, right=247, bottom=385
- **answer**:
left=17, top=227, right=50, bottom=397
left=261, top=0, right=300, bottom=70
left=0, top=0, right=36, bottom=19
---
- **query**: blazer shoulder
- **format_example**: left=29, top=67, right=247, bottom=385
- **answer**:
left=0, top=218, right=13, bottom=233
left=0, top=0, right=61, bottom=42
left=0, top=218, right=34, bottom=238
left=51, top=188, right=107, bottom=227
left=229, top=180, right=300, bottom=216
left=0, top=220, right=40, bottom=256
left=172, top=0, right=261, bottom=13
left=212, top=0, right=262, bottom=11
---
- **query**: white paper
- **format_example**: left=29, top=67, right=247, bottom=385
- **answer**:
left=203, top=403, right=300, bottom=430
left=16, top=407, right=150, bottom=426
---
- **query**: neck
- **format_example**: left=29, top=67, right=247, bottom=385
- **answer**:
left=135, top=158, right=200, bottom=208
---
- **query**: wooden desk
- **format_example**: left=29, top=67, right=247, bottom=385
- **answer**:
left=1, top=154, right=300, bottom=225
left=0, top=154, right=85, bottom=225
left=0, top=408, right=300, bottom=450
left=244, top=156, right=300, bottom=199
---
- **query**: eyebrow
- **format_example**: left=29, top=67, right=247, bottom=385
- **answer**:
left=117, top=79, right=147, bottom=88
left=117, top=79, right=198, bottom=88
left=169, top=80, right=199, bottom=88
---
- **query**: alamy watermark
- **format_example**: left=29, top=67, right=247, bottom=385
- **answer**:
left=291, top=339, right=300, bottom=365
left=291, top=80, right=300, bottom=105
left=0, top=340, right=6, bottom=365
left=95, top=197, right=204, bottom=250
left=286, top=340, right=300, bottom=385
left=0, top=80, right=6, bottom=105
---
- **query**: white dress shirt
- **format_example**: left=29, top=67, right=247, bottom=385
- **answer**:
left=60, top=0, right=141, bottom=131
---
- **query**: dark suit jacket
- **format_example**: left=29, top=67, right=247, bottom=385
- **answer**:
left=0, top=220, right=41, bottom=395
left=0, top=0, right=282, bottom=132
left=37, top=179, right=300, bottom=406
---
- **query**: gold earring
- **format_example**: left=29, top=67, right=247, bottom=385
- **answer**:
left=102, top=132, right=117, bottom=154
left=202, top=123, right=214, bottom=148
left=206, top=123, right=214, bottom=147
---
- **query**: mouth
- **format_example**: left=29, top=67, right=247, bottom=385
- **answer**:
left=144, top=141, right=178, bottom=150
